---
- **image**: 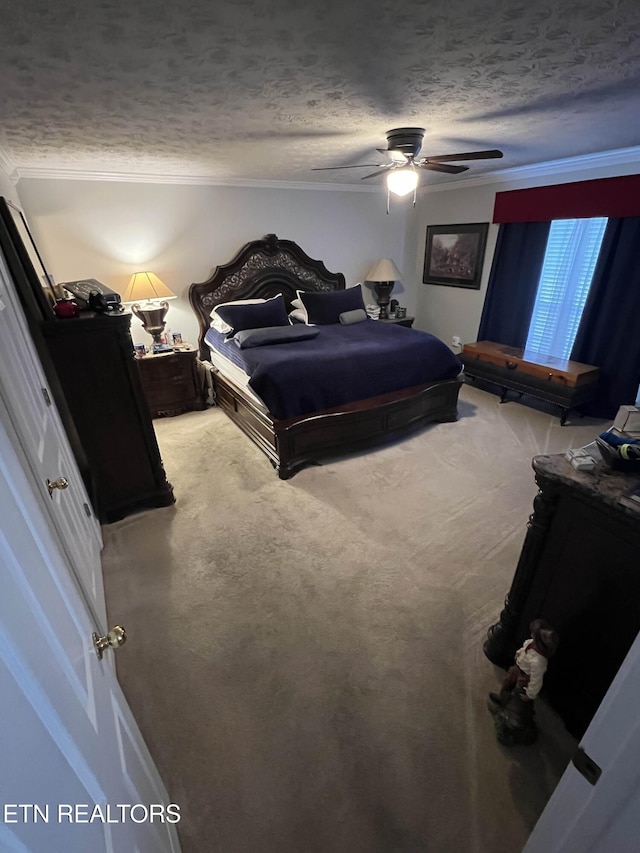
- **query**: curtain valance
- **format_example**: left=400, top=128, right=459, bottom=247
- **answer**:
left=493, top=174, right=640, bottom=223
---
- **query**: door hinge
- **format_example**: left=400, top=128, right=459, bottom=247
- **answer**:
left=83, top=502, right=92, bottom=518
left=41, top=387, right=52, bottom=406
left=572, top=746, right=602, bottom=786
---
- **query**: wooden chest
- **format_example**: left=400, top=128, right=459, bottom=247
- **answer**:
left=460, top=340, right=599, bottom=424
left=462, top=341, right=599, bottom=387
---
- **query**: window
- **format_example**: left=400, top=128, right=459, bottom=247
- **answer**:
left=525, top=217, right=608, bottom=360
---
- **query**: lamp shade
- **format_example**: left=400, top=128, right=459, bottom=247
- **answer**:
left=387, top=168, right=419, bottom=197
left=122, top=271, right=176, bottom=303
left=365, top=259, right=403, bottom=283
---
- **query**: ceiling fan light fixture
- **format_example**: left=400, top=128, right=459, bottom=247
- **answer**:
left=387, top=167, right=418, bottom=197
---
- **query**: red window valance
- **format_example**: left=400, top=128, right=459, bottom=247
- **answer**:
left=493, top=174, right=640, bottom=223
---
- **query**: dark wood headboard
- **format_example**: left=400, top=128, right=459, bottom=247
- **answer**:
left=189, top=233, right=346, bottom=360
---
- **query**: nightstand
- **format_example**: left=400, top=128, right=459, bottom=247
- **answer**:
left=378, top=315, right=415, bottom=328
left=136, top=347, right=207, bottom=417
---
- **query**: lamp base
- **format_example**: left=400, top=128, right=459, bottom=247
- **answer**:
left=131, top=301, right=170, bottom=345
left=373, top=282, right=394, bottom=320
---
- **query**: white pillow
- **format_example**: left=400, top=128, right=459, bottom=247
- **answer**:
left=209, top=298, right=266, bottom=333
left=289, top=308, right=313, bottom=325
left=292, top=294, right=309, bottom=323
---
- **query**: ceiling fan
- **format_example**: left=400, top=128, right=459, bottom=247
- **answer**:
left=312, top=128, right=503, bottom=198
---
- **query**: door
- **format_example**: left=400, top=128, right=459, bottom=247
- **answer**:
left=0, top=244, right=180, bottom=851
left=524, top=628, right=640, bottom=853
left=0, top=407, right=181, bottom=852
left=0, top=250, right=105, bottom=627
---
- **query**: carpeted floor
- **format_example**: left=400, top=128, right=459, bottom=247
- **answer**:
left=101, top=384, right=607, bottom=853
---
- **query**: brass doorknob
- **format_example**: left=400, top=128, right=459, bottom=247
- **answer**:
left=47, top=476, right=69, bottom=497
left=92, top=626, right=127, bottom=660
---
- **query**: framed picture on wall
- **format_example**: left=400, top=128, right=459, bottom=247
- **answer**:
left=0, top=197, right=56, bottom=319
left=423, top=222, right=489, bottom=289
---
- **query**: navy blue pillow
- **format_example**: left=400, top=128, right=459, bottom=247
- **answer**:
left=298, top=285, right=365, bottom=325
left=216, top=295, right=290, bottom=338
left=234, top=325, right=320, bottom=348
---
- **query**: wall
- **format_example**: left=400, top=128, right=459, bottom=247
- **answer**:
left=405, top=182, right=497, bottom=347
left=15, top=154, right=640, bottom=351
left=0, top=169, right=22, bottom=206
left=17, top=179, right=410, bottom=345
left=406, top=156, right=640, bottom=349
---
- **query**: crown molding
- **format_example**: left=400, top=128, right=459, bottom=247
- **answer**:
left=11, top=145, right=640, bottom=193
left=0, top=145, right=19, bottom=184
left=421, top=145, right=640, bottom=193
left=13, top=165, right=379, bottom=192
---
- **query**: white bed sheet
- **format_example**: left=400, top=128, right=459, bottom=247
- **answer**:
left=205, top=342, right=269, bottom=412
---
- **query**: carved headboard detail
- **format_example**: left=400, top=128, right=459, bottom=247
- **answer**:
left=189, top=233, right=346, bottom=360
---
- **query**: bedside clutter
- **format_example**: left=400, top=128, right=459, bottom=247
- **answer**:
left=597, top=426, right=640, bottom=472
left=613, top=404, right=640, bottom=434
left=365, top=303, right=414, bottom=327
left=378, top=314, right=414, bottom=328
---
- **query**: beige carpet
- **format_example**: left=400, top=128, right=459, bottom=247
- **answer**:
left=102, top=384, right=607, bottom=853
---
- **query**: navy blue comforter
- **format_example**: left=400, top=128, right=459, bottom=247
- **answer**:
left=206, top=320, right=461, bottom=419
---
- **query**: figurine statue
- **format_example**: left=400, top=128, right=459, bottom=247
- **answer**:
left=488, top=618, right=559, bottom=746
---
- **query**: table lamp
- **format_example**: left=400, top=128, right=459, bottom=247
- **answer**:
left=122, top=272, right=176, bottom=344
left=365, top=259, right=403, bottom=319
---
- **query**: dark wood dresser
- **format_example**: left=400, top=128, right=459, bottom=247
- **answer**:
left=136, top=347, right=206, bottom=418
left=42, top=312, right=175, bottom=523
left=484, top=448, right=640, bottom=738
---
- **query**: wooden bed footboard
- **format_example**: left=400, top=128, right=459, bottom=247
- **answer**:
left=203, top=359, right=463, bottom=479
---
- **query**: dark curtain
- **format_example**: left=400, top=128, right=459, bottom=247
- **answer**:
left=477, top=221, right=551, bottom=347
left=570, top=217, right=640, bottom=418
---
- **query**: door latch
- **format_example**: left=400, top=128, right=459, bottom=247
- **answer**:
left=572, top=746, right=602, bottom=786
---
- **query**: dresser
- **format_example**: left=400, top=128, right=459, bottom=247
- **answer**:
left=484, top=449, right=640, bottom=738
left=42, top=312, right=175, bottom=523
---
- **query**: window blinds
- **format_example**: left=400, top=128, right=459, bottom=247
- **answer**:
left=525, top=218, right=607, bottom=360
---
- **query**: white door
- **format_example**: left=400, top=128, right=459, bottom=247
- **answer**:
left=0, top=407, right=181, bottom=852
left=0, top=248, right=180, bottom=850
left=0, top=251, right=105, bottom=627
left=524, top=628, right=640, bottom=853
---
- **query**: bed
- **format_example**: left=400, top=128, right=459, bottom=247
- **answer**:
left=189, top=233, right=463, bottom=478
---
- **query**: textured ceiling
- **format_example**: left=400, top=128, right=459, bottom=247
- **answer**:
left=1, top=0, right=640, bottom=186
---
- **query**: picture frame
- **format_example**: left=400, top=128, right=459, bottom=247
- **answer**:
left=423, top=222, right=489, bottom=289
left=0, top=197, right=56, bottom=318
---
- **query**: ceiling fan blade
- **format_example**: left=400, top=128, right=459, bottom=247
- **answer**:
left=311, top=164, right=386, bottom=171
left=424, top=149, right=504, bottom=163
left=360, top=166, right=394, bottom=180
left=419, top=163, right=469, bottom=174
